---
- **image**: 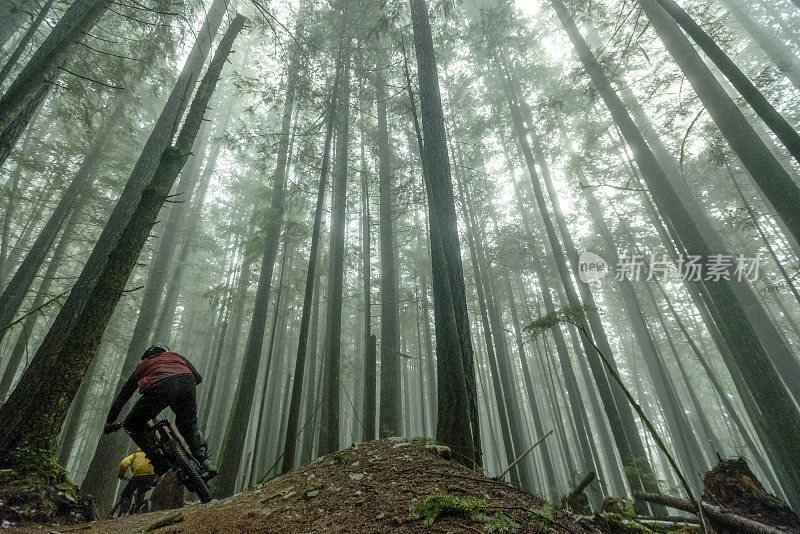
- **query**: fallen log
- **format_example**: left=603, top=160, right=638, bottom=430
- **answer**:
left=565, top=472, right=597, bottom=502
left=633, top=491, right=697, bottom=514
left=702, top=502, right=798, bottom=534
left=561, top=471, right=596, bottom=513
left=640, top=514, right=701, bottom=525
left=633, top=491, right=799, bottom=534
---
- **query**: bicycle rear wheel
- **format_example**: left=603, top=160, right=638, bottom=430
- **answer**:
left=164, top=439, right=212, bottom=503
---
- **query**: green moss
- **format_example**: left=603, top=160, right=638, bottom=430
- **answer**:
left=529, top=503, right=553, bottom=533
left=411, top=436, right=437, bottom=446
left=601, top=497, right=637, bottom=518
left=410, top=493, right=487, bottom=526
left=143, top=512, right=184, bottom=532
left=594, top=511, right=655, bottom=534
left=5, top=442, right=73, bottom=491
left=0, top=442, right=92, bottom=525
left=475, top=511, right=520, bottom=533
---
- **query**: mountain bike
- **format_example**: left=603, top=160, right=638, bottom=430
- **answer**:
left=108, top=480, right=154, bottom=518
left=107, top=419, right=212, bottom=503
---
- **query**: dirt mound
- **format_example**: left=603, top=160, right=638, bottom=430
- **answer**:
left=16, top=438, right=599, bottom=533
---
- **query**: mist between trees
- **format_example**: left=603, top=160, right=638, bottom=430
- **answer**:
left=0, top=0, right=799, bottom=517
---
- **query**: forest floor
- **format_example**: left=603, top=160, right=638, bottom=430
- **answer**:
left=11, top=438, right=606, bottom=534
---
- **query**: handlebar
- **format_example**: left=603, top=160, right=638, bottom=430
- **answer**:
left=106, top=422, right=124, bottom=433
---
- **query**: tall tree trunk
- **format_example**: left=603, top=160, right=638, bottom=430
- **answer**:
left=409, top=0, right=478, bottom=467
left=460, top=194, right=518, bottom=484
left=0, top=0, right=37, bottom=50
left=637, top=0, right=800, bottom=260
left=206, top=213, right=257, bottom=443
left=0, top=0, right=56, bottom=87
left=503, top=270, right=562, bottom=490
left=419, top=255, right=436, bottom=431
left=75, top=1, right=231, bottom=509
left=152, top=108, right=232, bottom=343
left=720, top=0, right=800, bottom=90
left=252, top=236, right=292, bottom=480
left=0, top=117, right=38, bottom=286
left=18, top=14, right=242, bottom=508
left=118, top=115, right=215, bottom=369
left=0, top=195, right=83, bottom=399
left=215, top=0, right=309, bottom=491
left=377, top=70, right=401, bottom=438
left=299, top=271, right=324, bottom=465
left=651, top=0, right=800, bottom=166
left=0, top=83, right=47, bottom=170
left=509, top=165, right=621, bottom=495
left=279, top=58, right=339, bottom=475
left=550, top=0, right=800, bottom=507
left=413, top=207, right=437, bottom=435
left=502, top=70, right=662, bottom=504
left=360, top=106, right=376, bottom=441
left=0, top=97, right=127, bottom=346
left=318, top=43, right=351, bottom=456
left=451, top=162, right=532, bottom=487
left=0, top=0, right=110, bottom=137
left=409, top=144, right=437, bottom=434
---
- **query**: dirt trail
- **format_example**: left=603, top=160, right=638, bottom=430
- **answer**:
left=15, top=438, right=597, bottom=533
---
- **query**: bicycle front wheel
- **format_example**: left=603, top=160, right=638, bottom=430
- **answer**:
left=164, top=439, right=212, bottom=503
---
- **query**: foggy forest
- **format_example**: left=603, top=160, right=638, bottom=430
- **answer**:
left=0, top=0, right=799, bottom=531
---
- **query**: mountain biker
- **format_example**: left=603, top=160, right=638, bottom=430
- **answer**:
left=117, top=448, right=156, bottom=515
left=104, top=344, right=217, bottom=479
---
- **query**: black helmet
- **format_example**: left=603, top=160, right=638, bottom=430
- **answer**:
left=142, top=344, right=170, bottom=359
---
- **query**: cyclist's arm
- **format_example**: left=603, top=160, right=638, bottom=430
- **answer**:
left=182, top=356, right=202, bottom=385
left=118, top=454, right=133, bottom=478
left=106, top=372, right=137, bottom=424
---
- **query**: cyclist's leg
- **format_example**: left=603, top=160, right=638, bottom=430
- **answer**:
left=139, top=474, right=157, bottom=513
left=131, top=475, right=157, bottom=513
left=124, top=393, right=170, bottom=474
left=117, top=479, right=136, bottom=516
left=170, top=375, right=217, bottom=477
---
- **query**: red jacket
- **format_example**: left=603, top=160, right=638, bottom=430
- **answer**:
left=135, top=351, right=196, bottom=392
left=106, top=351, right=202, bottom=425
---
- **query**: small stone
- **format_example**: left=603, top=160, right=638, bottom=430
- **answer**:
left=425, top=444, right=452, bottom=459
left=349, top=461, right=360, bottom=467
left=283, top=490, right=297, bottom=500
left=376, top=513, right=385, bottom=520
left=355, top=491, right=362, bottom=496
left=306, top=490, right=320, bottom=498
left=392, top=442, right=411, bottom=449
left=387, top=436, right=404, bottom=442
left=349, top=473, right=364, bottom=481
